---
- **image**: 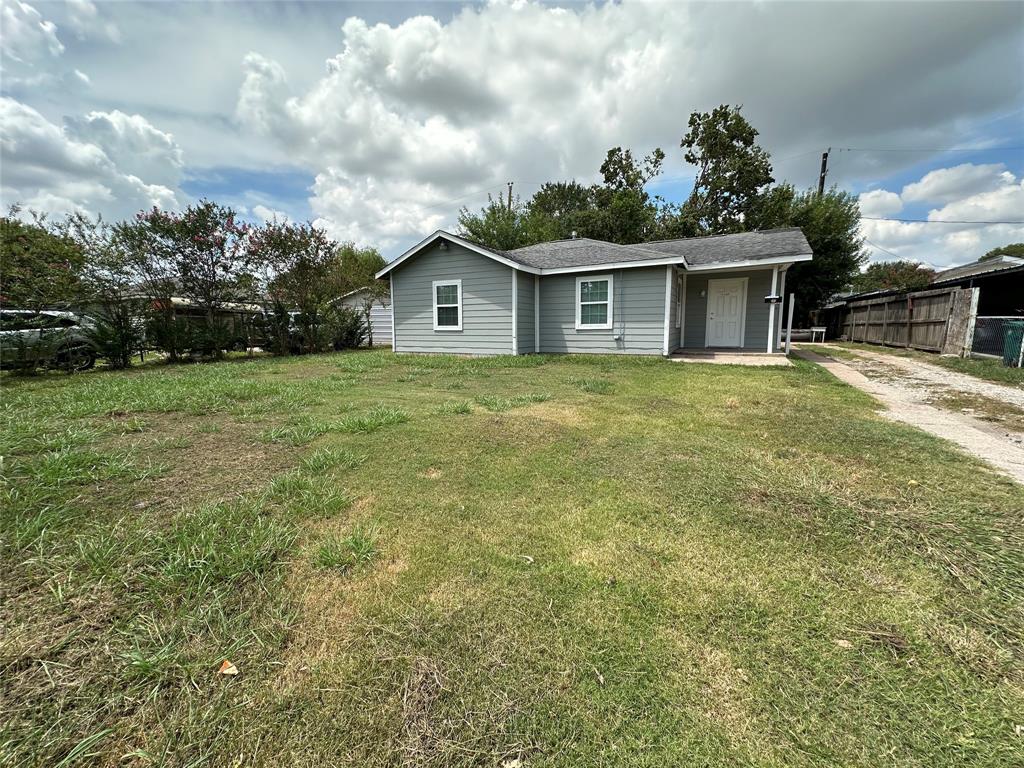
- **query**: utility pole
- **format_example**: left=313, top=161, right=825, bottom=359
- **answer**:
left=507, top=181, right=513, bottom=211
left=817, top=149, right=830, bottom=196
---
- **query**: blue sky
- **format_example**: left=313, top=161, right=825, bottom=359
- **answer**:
left=2, top=0, right=1022, bottom=267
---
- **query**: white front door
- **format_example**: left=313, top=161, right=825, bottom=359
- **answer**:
left=706, top=278, right=746, bottom=348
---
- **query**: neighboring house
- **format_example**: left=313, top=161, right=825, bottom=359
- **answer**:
left=336, top=287, right=392, bottom=347
left=375, top=228, right=813, bottom=356
left=928, top=255, right=1024, bottom=316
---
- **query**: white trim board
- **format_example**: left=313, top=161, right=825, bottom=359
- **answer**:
left=575, top=273, right=614, bottom=331
left=389, top=274, right=396, bottom=350
left=766, top=266, right=779, bottom=353
left=704, top=277, right=748, bottom=348
left=377, top=231, right=541, bottom=278
left=511, top=270, right=518, bottom=355
left=375, top=229, right=812, bottom=279
left=662, top=265, right=673, bottom=356
left=685, top=256, right=807, bottom=273
left=534, top=274, right=540, bottom=353
left=432, top=279, right=463, bottom=332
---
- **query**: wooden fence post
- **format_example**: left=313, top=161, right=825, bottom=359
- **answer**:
left=962, top=287, right=980, bottom=357
left=905, top=296, right=912, bottom=349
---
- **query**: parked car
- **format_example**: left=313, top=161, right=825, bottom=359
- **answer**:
left=0, top=309, right=98, bottom=371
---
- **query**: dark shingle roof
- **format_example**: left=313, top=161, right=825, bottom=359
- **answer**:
left=501, top=227, right=811, bottom=270
left=634, top=227, right=812, bottom=266
left=500, top=238, right=665, bottom=269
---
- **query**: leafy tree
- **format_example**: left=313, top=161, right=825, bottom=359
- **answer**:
left=0, top=206, right=85, bottom=310
left=600, top=147, right=665, bottom=193
left=248, top=219, right=342, bottom=354
left=981, top=243, right=1024, bottom=261
left=748, top=184, right=867, bottom=325
left=122, top=201, right=255, bottom=358
left=528, top=181, right=596, bottom=240
left=336, top=243, right=386, bottom=295
left=679, top=104, right=774, bottom=234
left=458, top=194, right=553, bottom=250
left=335, top=243, right=387, bottom=346
left=852, top=260, right=935, bottom=293
left=64, top=214, right=145, bottom=369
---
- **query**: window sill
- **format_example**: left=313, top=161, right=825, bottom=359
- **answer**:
left=574, top=325, right=613, bottom=331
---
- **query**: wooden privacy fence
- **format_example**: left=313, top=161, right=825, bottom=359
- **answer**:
left=839, top=286, right=977, bottom=355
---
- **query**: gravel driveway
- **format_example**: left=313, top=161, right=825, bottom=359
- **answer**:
left=795, top=346, right=1024, bottom=484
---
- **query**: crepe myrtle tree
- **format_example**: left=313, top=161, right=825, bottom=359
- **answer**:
left=125, top=201, right=255, bottom=358
left=249, top=219, right=353, bottom=354
left=0, top=206, right=85, bottom=311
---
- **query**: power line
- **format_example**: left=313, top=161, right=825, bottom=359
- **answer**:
left=861, top=216, right=1024, bottom=224
left=838, top=146, right=1024, bottom=153
left=863, top=238, right=903, bottom=260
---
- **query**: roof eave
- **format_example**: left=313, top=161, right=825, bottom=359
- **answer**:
left=683, top=252, right=813, bottom=272
left=376, top=230, right=539, bottom=278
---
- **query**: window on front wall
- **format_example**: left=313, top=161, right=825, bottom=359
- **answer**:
left=576, top=275, right=613, bottom=330
left=433, top=279, right=462, bottom=331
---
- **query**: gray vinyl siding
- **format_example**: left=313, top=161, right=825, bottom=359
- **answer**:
left=515, top=272, right=536, bottom=354
left=538, top=266, right=668, bottom=355
left=683, top=269, right=774, bottom=351
left=391, top=242, right=514, bottom=354
left=338, top=291, right=392, bottom=346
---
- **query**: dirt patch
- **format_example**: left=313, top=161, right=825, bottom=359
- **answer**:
left=118, top=413, right=298, bottom=511
left=400, top=656, right=446, bottom=762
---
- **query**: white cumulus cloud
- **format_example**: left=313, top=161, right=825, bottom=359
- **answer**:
left=860, top=163, right=1024, bottom=268
left=0, top=97, right=183, bottom=219
left=902, top=162, right=1013, bottom=204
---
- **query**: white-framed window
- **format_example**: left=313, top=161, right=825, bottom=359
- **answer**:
left=575, top=274, right=613, bottom=330
left=432, top=279, right=462, bottom=331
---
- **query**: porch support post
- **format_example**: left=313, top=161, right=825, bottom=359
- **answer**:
left=767, top=266, right=779, bottom=353
left=389, top=274, right=396, bottom=351
left=663, top=265, right=673, bottom=356
left=511, top=269, right=518, bottom=355
left=776, top=268, right=787, bottom=350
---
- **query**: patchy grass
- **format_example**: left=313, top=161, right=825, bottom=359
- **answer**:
left=568, top=376, right=615, bottom=395
left=1, top=350, right=1021, bottom=766
left=314, top=525, right=380, bottom=573
left=835, top=341, right=1024, bottom=386
left=934, top=391, right=1024, bottom=432
left=474, top=392, right=551, bottom=412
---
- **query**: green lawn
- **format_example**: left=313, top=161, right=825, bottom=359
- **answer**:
left=833, top=341, right=1024, bottom=387
left=2, top=351, right=1021, bottom=767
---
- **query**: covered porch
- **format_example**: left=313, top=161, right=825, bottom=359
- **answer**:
left=666, top=262, right=790, bottom=355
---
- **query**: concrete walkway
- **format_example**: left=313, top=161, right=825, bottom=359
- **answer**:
left=669, top=351, right=791, bottom=366
left=794, top=348, right=1024, bottom=484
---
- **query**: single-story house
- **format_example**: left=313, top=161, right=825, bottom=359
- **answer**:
left=336, top=287, right=392, bottom=347
left=375, top=228, right=813, bottom=356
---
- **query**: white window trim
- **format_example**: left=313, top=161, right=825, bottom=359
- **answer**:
left=575, top=274, right=614, bottom=331
left=432, top=279, right=462, bottom=332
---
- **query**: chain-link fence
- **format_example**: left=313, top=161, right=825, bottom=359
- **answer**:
left=971, top=316, right=1024, bottom=366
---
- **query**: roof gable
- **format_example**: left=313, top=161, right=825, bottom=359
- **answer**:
left=375, top=230, right=539, bottom=279
left=377, top=227, right=812, bottom=279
